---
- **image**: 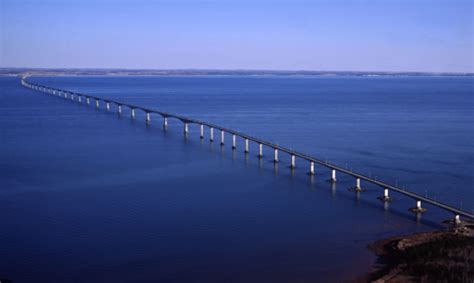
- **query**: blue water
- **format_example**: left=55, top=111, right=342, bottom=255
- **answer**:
left=1, top=75, right=473, bottom=282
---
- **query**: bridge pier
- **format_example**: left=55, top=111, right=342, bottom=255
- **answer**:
left=200, top=124, right=203, bottom=138
left=71, top=94, right=74, bottom=101
left=350, top=178, right=363, bottom=192
left=274, top=148, right=279, bottom=162
left=378, top=188, right=392, bottom=202
left=331, top=169, right=337, bottom=182
left=131, top=108, right=136, bottom=119
left=309, top=161, right=315, bottom=175
left=86, top=97, right=90, bottom=105
left=118, top=105, right=122, bottom=115
left=164, top=117, right=168, bottom=128
left=232, top=135, right=236, bottom=149
left=78, top=96, right=82, bottom=103
left=290, top=155, right=296, bottom=169
left=220, top=130, right=225, bottom=145
left=454, top=214, right=461, bottom=225
left=95, top=100, right=99, bottom=108
left=244, top=139, right=249, bottom=153
left=64, top=93, right=68, bottom=99
left=106, top=102, right=110, bottom=111
left=210, top=128, right=214, bottom=142
left=184, top=122, right=189, bottom=134
left=258, top=144, right=263, bottom=158
left=146, top=112, right=151, bottom=124
left=410, top=200, right=427, bottom=213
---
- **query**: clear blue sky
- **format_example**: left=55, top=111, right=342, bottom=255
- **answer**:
left=1, top=0, right=473, bottom=72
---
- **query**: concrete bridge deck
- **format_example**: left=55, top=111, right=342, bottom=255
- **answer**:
left=21, top=77, right=474, bottom=222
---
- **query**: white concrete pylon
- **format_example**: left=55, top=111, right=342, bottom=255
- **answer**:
left=290, top=155, right=296, bottom=168
left=455, top=214, right=461, bottom=225
left=356, top=178, right=361, bottom=190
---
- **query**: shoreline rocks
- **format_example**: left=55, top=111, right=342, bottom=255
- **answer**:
left=367, top=221, right=474, bottom=282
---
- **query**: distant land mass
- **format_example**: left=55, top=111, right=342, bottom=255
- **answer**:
left=0, top=68, right=473, bottom=77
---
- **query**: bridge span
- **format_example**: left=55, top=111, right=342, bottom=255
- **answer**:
left=21, top=77, right=473, bottom=223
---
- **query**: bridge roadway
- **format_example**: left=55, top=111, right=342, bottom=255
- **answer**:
left=21, top=77, right=474, bottom=221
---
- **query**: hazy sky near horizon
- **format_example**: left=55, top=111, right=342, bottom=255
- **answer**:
left=1, top=0, right=473, bottom=72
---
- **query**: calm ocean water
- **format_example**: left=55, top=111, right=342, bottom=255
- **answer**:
left=1, top=75, right=473, bottom=282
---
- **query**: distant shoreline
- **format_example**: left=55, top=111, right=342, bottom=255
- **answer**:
left=1, top=68, right=473, bottom=77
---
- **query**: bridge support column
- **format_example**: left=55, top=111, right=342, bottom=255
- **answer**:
left=244, top=139, right=249, bottom=153
left=146, top=112, right=151, bottom=124
left=118, top=105, right=122, bottom=115
left=95, top=100, right=99, bottom=108
left=184, top=123, right=189, bottom=134
left=164, top=117, right=168, bottom=128
left=232, top=135, right=236, bottom=149
left=331, top=170, right=337, bottom=182
left=106, top=102, right=110, bottom=111
left=258, top=144, right=263, bottom=158
left=352, top=178, right=363, bottom=192
left=378, top=188, right=392, bottom=202
left=131, top=108, right=136, bottom=119
left=454, top=215, right=461, bottom=225
left=71, top=94, right=75, bottom=101
left=78, top=96, right=82, bottom=103
left=309, top=162, right=315, bottom=175
left=210, top=128, right=214, bottom=142
left=86, top=97, right=90, bottom=105
left=200, top=124, right=204, bottom=138
left=410, top=200, right=427, bottom=213
left=64, top=93, right=68, bottom=99
left=274, top=149, right=279, bottom=162
left=220, top=131, right=225, bottom=145
left=290, top=155, right=296, bottom=169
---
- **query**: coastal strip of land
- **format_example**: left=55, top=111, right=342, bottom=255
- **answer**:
left=1, top=67, right=473, bottom=77
left=367, top=222, right=474, bottom=282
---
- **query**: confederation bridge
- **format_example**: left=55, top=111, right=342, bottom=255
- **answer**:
left=21, top=77, right=473, bottom=224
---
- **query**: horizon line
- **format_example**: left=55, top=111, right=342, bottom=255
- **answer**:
left=1, top=67, right=473, bottom=75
